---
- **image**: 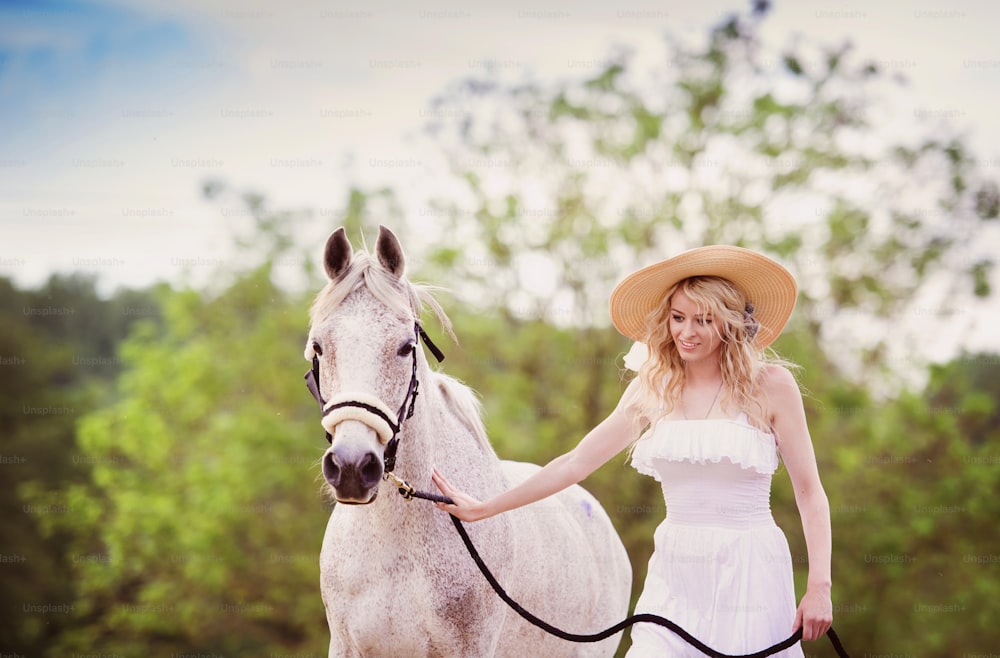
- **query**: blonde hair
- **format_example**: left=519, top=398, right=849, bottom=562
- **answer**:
left=628, top=276, right=796, bottom=434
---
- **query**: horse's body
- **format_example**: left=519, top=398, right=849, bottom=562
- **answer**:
left=307, top=226, right=631, bottom=657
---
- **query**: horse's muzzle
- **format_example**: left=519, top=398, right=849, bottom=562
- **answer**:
left=322, top=442, right=383, bottom=504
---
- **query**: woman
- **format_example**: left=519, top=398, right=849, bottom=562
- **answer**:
left=433, top=245, right=833, bottom=656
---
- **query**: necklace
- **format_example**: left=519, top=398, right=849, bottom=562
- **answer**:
left=681, top=380, right=724, bottom=420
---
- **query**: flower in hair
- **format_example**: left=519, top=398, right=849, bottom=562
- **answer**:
left=744, top=302, right=760, bottom=341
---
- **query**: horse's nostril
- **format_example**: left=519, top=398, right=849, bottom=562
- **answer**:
left=322, top=452, right=341, bottom=487
left=360, top=452, right=382, bottom=487
left=324, top=448, right=381, bottom=497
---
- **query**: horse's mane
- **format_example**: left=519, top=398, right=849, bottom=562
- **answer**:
left=434, top=373, right=495, bottom=458
left=308, top=251, right=493, bottom=455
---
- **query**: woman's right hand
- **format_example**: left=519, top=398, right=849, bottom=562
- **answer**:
left=432, top=468, right=490, bottom=522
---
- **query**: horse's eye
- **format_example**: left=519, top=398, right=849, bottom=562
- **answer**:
left=397, top=341, right=415, bottom=357
left=312, top=341, right=323, bottom=356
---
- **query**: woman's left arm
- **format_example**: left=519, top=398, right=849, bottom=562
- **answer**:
left=765, top=365, right=833, bottom=642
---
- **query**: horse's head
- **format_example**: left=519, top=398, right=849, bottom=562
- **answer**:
left=305, top=225, right=437, bottom=504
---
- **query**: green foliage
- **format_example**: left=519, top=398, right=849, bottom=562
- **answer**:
left=790, top=353, right=1000, bottom=655
left=417, top=9, right=999, bottom=654
left=0, top=274, right=163, bottom=655
left=26, top=265, right=330, bottom=655
left=3, top=181, right=410, bottom=655
left=433, top=299, right=1000, bottom=657
left=7, top=211, right=997, bottom=657
left=422, top=12, right=996, bottom=387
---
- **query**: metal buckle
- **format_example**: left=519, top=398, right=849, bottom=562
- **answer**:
left=383, top=472, right=415, bottom=500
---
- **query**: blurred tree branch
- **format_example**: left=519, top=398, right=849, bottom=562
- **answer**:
left=419, top=11, right=996, bottom=387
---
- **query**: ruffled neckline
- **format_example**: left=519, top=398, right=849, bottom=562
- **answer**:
left=630, top=413, right=779, bottom=479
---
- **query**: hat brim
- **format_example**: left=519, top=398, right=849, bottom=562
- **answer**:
left=609, top=245, right=797, bottom=348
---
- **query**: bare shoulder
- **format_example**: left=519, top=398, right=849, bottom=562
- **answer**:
left=759, top=363, right=798, bottom=388
left=758, top=363, right=803, bottom=406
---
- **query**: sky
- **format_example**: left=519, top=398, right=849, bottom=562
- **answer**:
left=1, top=0, right=998, bottom=353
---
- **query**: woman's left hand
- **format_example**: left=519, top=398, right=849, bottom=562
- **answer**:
left=793, top=586, right=833, bottom=641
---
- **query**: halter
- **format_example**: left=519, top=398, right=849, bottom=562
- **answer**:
left=304, top=322, right=445, bottom=473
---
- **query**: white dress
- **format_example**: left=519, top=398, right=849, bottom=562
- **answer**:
left=624, top=413, right=804, bottom=657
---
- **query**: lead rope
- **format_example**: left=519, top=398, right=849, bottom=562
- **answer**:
left=384, top=477, right=850, bottom=658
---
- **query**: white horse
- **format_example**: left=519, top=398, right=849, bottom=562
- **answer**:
left=304, top=225, right=632, bottom=657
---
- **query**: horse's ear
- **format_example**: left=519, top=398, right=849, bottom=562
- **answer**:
left=376, top=225, right=406, bottom=278
left=324, top=227, right=353, bottom=280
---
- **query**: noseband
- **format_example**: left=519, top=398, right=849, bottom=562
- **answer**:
left=304, top=323, right=445, bottom=473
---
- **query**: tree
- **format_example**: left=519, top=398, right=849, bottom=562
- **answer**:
left=420, top=9, right=996, bottom=387
left=15, top=179, right=437, bottom=655
left=798, top=352, right=1000, bottom=654
left=410, top=8, right=998, bottom=655
left=20, top=192, right=337, bottom=654
left=18, top=6, right=999, bottom=655
left=23, top=186, right=996, bottom=655
left=0, top=274, right=161, bottom=654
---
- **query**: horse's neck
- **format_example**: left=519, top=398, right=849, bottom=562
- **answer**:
left=387, top=368, right=504, bottom=500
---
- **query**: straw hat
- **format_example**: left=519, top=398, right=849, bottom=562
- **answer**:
left=609, top=245, right=797, bottom=348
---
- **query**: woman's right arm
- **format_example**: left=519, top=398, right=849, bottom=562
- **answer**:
left=433, top=379, right=644, bottom=522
